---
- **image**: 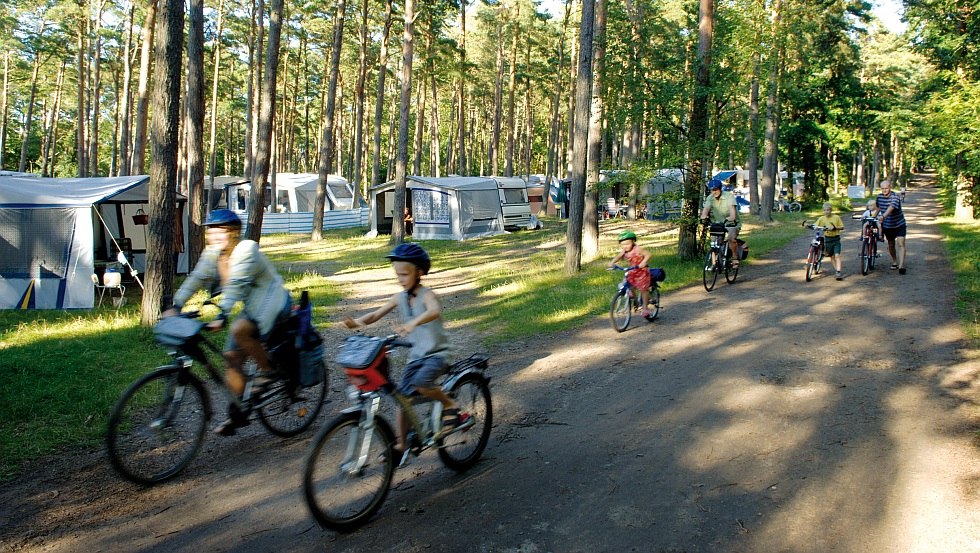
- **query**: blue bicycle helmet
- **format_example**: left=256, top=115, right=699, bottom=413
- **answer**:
left=707, top=178, right=723, bottom=191
left=204, top=209, right=242, bottom=227
left=386, top=243, right=431, bottom=274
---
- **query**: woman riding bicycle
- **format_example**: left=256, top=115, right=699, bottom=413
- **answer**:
left=608, top=230, right=653, bottom=319
left=163, top=209, right=292, bottom=436
left=700, top=178, right=741, bottom=269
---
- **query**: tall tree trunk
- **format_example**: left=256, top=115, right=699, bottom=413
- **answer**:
left=429, top=70, right=441, bottom=177
left=678, top=0, right=714, bottom=259
left=19, top=47, right=43, bottom=173
left=311, top=0, right=347, bottom=240
left=248, top=0, right=266, bottom=179
left=244, top=0, right=283, bottom=242
left=77, top=10, right=88, bottom=177
left=565, top=17, right=578, bottom=178
left=118, top=1, right=135, bottom=176
left=583, top=0, right=606, bottom=261
left=132, top=0, right=158, bottom=175
left=456, top=0, right=467, bottom=175
left=42, top=63, right=66, bottom=177
left=186, top=0, right=206, bottom=265
left=391, top=0, right=415, bottom=244
left=142, top=0, right=183, bottom=325
left=351, top=0, right=369, bottom=205
left=490, top=21, right=503, bottom=176
left=746, top=52, right=760, bottom=213
left=371, top=0, right=393, bottom=187
left=565, top=0, right=594, bottom=274
left=759, top=0, right=782, bottom=223
left=207, top=0, right=224, bottom=189
left=504, top=3, right=519, bottom=177
left=544, top=0, right=572, bottom=205
left=0, top=51, right=8, bottom=170
left=89, top=0, right=106, bottom=176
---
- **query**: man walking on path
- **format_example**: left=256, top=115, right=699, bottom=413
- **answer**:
left=877, top=179, right=908, bottom=274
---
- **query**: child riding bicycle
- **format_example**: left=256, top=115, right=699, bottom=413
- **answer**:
left=608, top=230, right=653, bottom=318
left=343, top=243, right=468, bottom=458
left=860, top=200, right=883, bottom=241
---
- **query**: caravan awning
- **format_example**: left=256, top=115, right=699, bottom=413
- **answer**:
left=0, top=176, right=150, bottom=208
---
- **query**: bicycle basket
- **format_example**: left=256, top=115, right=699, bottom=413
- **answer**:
left=709, top=223, right=727, bottom=234
left=154, top=316, right=205, bottom=346
left=336, top=335, right=390, bottom=391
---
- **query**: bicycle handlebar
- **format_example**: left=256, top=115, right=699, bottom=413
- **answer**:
left=609, top=265, right=641, bottom=272
left=383, top=334, right=413, bottom=349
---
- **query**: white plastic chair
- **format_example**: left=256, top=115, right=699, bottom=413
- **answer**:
left=92, top=271, right=126, bottom=308
left=606, top=197, right=626, bottom=219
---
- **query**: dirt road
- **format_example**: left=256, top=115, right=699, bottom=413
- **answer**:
left=2, top=179, right=978, bottom=552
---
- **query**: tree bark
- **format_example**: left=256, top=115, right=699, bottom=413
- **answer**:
left=504, top=3, right=519, bottom=177
left=131, top=0, right=157, bottom=175
left=746, top=52, right=760, bottom=213
left=759, top=0, right=783, bottom=223
left=544, top=0, right=572, bottom=206
left=457, top=0, right=467, bottom=175
left=351, top=0, right=369, bottom=206
left=245, top=0, right=284, bottom=242
left=42, top=63, right=66, bottom=177
left=565, top=0, right=594, bottom=275
left=678, top=0, right=714, bottom=259
left=142, top=0, right=183, bottom=325
left=490, top=20, right=503, bottom=176
left=391, top=0, right=416, bottom=245
left=0, top=51, right=8, bottom=170
left=186, top=0, right=206, bottom=265
left=88, top=0, right=106, bottom=176
left=19, top=45, right=43, bottom=173
left=370, top=0, right=394, bottom=187
left=118, top=1, right=135, bottom=176
left=311, top=0, right=347, bottom=240
left=583, top=0, right=606, bottom=261
left=207, top=0, right=224, bottom=190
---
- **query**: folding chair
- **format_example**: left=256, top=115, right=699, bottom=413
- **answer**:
left=92, top=271, right=126, bottom=308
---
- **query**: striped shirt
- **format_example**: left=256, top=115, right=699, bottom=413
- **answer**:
left=876, top=192, right=905, bottom=229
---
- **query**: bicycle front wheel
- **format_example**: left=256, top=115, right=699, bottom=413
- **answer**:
left=703, top=250, right=719, bottom=291
left=870, top=239, right=878, bottom=270
left=861, top=239, right=871, bottom=275
left=303, top=412, right=396, bottom=532
left=258, top=360, right=329, bottom=437
left=609, top=291, right=632, bottom=332
left=106, top=367, right=210, bottom=485
left=438, top=373, right=493, bottom=471
left=805, top=248, right=816, bottom=282
left=789, top=202, right=802, bottom=213
left=724, top=246, right=739, bottom=284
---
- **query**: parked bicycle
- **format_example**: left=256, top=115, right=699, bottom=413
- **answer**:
left=303, top=334, right=492, bottom=531
left=802, top=221, right=828, bottom=282
left=106, top=297, right=328, bottom=485
left=775, top=197, right=802, bottom=213
left=853, top=214, right=881, bottom=275
left=702, top=222, right=741, bottom=291
left=608, top=265, right=662, bottom=332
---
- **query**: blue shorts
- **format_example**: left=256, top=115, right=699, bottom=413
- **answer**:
left=225, top=296, right=293, bottom=352
left=399, top=355, right=449, bottom=395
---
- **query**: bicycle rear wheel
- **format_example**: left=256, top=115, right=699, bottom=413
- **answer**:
left=303, top=412, right=396, bottom=532
left=437, top=373, right=492, bottom=471
left=257, top=360, right=328, bottom=437
left=861, top=238, right=871, bottom=275
left=644, top=287, right=661, bottom=321
left=789, top=202, right=802, bottom=213
left=703, top=250, right=719, bottom=291
left=609, top=290, right=632, bottom=332
left=106, top=367, right=209, bottom=485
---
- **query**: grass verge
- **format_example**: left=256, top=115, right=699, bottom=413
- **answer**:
left=937, top=220, right=980, bottom=347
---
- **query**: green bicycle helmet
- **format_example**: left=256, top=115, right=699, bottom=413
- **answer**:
left=617, top=230, right=637, bottom=242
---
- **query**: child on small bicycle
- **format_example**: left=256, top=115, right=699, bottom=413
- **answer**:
left=815, top=202, right=845, bottom=280
left=608, top=230, right=653, bottom=318
left=342, top=243, right=468, bottom=456
left=860, top=200, right=883, bottom=241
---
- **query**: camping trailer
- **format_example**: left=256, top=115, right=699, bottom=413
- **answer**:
left=0, top=176, right=189, bottom=309
left=494, top=177, right=532, bottom=229
left=369, top=176, right=506, bottom=240
left=226, top=173, right=353, bottom=213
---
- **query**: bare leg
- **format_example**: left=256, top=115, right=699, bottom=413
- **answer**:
left=887, top=238, right=898, bottom=266
left=231, top=318, right=273, bottom=373
left=896, top=236, right=907, bottom=269
left=396, top=409, right=408, bottom=451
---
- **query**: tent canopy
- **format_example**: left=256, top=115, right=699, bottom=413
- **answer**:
left=0, top=176, right=150, bottom=208
left=369, top=176, right=506, bottom=240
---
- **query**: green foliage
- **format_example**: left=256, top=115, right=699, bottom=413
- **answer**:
left=938, top=221, right=980, bottom=347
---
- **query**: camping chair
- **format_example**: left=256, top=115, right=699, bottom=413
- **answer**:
left=606, top=197, right=626, bottom=219
left=92, top=271, right=126, bottom=308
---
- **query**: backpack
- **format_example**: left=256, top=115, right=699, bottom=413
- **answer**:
left=293, top=291, right=324, bottom=387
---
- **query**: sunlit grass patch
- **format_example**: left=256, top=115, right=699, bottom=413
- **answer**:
left=938, top=220, right=980, bottom=346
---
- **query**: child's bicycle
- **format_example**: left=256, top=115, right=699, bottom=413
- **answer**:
left=853, top=214, right=881, bottom=275
left=105, top=297, right=328, bottom=485
left=608, top=265, right=662, bottom=332
left=302, top=334, right=492, bottom=532
left=802, top=221, right=828, bottom=282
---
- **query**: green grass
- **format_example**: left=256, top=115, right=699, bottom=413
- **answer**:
left=0, top=211, right=803, bottom=478
left=938, top=220, right=980, bottom=347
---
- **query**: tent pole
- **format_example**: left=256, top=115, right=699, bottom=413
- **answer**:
left=92, top=205, right=145, bottom=290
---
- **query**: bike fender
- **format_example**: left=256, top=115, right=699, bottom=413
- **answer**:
left=442, top=369, right=489, bottom=391
left=339, top=406, right=364, bottom=416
